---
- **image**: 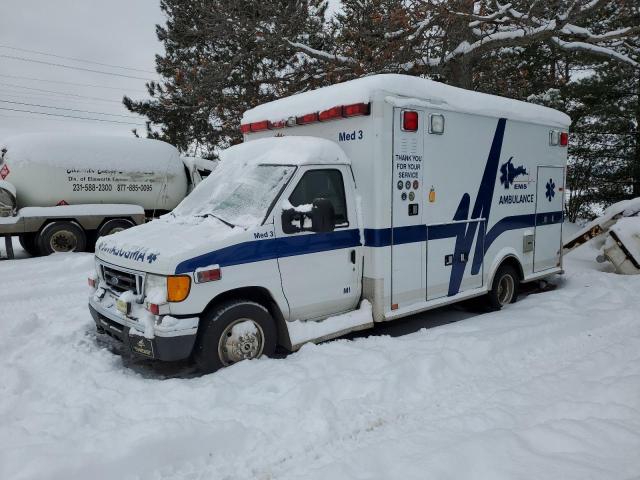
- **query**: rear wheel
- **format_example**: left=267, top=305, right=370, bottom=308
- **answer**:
left=486, top=264, right=520, bottom=310
left=18, top=233, right=39, bottom=256
left=193, top=300, right=277, bottom=374
left=36, top=221, right=87, bottom=255
left=97, top=218, right=136, bottom=238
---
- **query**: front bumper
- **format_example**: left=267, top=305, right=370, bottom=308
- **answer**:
left=89, top=299, right=197, bottom=362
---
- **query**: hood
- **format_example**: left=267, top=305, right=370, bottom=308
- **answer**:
left=95, top=216, right=246, bottom=274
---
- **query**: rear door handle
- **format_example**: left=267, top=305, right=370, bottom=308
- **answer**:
left=350, top=249, right=356, bottom=264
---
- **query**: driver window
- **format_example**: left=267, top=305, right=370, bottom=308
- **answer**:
left=289, top=169, right=348, bottom=226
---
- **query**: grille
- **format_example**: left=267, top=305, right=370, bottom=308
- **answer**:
left=102, top=265, right=143, bottom=295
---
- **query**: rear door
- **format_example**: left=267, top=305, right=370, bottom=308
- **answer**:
left=534, top=166, right=564, bottom=272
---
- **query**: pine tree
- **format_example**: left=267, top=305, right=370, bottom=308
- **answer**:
left=124, top=0, right=329, bottom=155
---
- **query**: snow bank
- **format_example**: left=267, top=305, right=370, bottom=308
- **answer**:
left=1, top=245, right=640, bottom=479
left=1, top=133, right=183, bottom=173
left=243, top=74, right=571, bottom=128
left=609, top=216, right=640, bottom=264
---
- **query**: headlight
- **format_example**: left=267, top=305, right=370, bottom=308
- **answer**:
left=94, top=258, right=103, bottom=280
left=145, top=274, right=167, bottom=302
left=145, top=274, right=191, bottom=303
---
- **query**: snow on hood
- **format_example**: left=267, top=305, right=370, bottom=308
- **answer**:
left=243, top=74, right=571, bottom=129
left=95, top=216, right=243, bottom=274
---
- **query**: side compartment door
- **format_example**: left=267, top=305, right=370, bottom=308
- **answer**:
left=275, top=166, right=362, bottom=321
left=534, top=166, right=564, bottom=272
left=391, top=108, right=425, bottom=309
left=426, top=220, right=485, bottom=300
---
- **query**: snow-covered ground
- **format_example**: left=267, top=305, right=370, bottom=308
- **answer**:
left=1, top=239, right=639, bottom=479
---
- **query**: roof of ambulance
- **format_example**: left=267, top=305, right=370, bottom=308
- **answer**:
left=243, top=74, right=571, bottom=129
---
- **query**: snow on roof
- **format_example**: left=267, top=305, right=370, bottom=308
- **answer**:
left=243, top=74, right=571, bottom=129
left=1, top=133, right=183, bottom=172
left=223, top=136, right=350, bottom=166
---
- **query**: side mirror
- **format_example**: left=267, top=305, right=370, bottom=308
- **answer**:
left=311, top=198, right=335, bottom=233
left=281, top=208, right=300, bottom=234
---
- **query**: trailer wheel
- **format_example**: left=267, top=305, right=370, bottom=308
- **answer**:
left=18, top=233, right=39, bottom=256
left=97, top=218, right=136, bottom=238
left=486, top=264, right=519, bottom=310
left=37, top=221, right=87, bottom=255
left=193, top=300, right=277, bottom=374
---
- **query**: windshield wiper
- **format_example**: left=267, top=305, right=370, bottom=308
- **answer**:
left=197, top=213, right=236, bottom=228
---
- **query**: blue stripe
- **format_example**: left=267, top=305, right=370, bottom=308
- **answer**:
left=175, top=229, right=361, bottom=274
left=174, top=212, right=564, bottom=275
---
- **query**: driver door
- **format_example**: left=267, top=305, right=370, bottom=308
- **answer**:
left=275, top=166, right=361, bottom=321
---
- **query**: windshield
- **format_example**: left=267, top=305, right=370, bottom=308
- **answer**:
left=171, top=163, right=294, bottom=228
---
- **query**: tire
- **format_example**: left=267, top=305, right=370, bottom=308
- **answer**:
left=97, top=218, right=136, bottom=238
left=193, top=300, right=277, bottom=374
left=18, top=233, right=39, bottom=256
left=36, top=221, right=87, bottom=255
left=485, top=264, right=520, bottom=311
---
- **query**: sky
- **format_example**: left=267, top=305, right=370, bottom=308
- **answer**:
left=0, top=0, right=165, bottom=139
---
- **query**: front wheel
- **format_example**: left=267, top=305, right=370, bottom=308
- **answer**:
left=193, top=300, right=277, bottom=374
left=486, top=264, right=520, bottom=310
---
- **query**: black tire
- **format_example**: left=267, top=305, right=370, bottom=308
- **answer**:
left=97, top=218, right=136, bottom=239
left=193, top=300, right=277, bottom=374
left=485, top=264, right=520, bottom=311
left=18, top=233, right=39, bottom=256
left=36, top=221, right=87, bottom=255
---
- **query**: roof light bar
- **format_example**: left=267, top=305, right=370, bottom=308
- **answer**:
left=296, top=112, right=319, bottom=125
left=319, top=106, right=343, bottom=122
left=250, top=120, right=270, bottom=132
left=240, top=102, right=371, bottom=133
left=343, top=102, right=370, bottom=117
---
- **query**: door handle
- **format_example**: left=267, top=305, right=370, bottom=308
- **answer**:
left=350, top=249, right=356, bottom=264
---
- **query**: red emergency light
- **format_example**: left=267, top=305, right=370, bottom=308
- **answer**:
left=250, top=120, right=270, bottom=132
left=560, top=131, right=569, bottom=146
left=403, top=111, right=419, bottom=131
left=319, top=106, right=343, bottom=122
left=343, top=102, right=370, bottom=117
left=296, top=112, right=319, bottom=125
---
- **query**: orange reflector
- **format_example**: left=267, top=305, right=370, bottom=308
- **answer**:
left=88, top=277, right=96, bottom=289
left=167, top=275, right=191, bottom=302
left=391, top=303, right=399, bottom=310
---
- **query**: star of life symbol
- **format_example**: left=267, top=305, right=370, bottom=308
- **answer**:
left=545, top=179, right=556, bottom=201
left=0, top=164, right=9, bottom=180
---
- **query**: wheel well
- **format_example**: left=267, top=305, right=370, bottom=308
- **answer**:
left=201, top=287, right=290, bottom=350
left=495, top=256, right=524, bottom=283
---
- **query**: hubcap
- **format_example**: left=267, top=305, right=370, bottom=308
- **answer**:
left=107, top=227, right=125, bottom=235
left=49, top=230, right=78, bottom=252
left=497, top=274, right=515, bottom=305
left=218, top=319, right=264, bottom=366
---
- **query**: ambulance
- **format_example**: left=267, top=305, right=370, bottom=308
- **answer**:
left=89, top=74, right=570, bottom=373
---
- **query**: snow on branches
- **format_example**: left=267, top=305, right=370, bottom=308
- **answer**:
left=292, top=0, right=639, bottom=87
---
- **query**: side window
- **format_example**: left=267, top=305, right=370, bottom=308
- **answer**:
left=289, top=169, right=348, bottom=226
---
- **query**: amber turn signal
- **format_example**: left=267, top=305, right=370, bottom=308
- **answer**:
left=167, top=275, right=191, bottom=302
